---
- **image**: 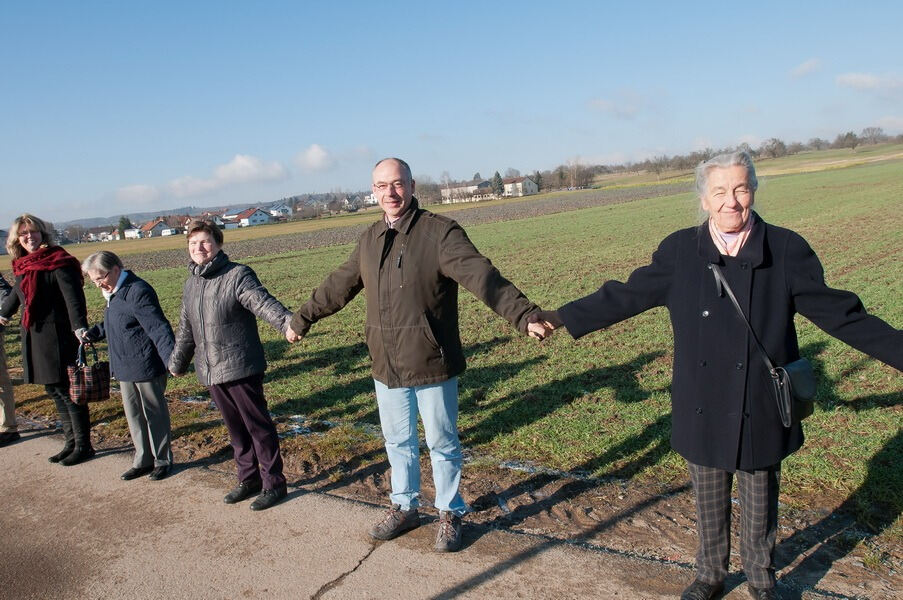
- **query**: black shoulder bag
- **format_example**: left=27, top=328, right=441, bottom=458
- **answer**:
left=708, top=263, right=816, bottom=427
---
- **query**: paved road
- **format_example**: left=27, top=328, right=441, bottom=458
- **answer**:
left=0, top=429, right=816, bottom=599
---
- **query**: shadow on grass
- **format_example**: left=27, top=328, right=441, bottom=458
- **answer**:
left=766, top=343, right=902, bottom=598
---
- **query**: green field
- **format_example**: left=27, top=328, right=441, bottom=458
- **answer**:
left=5, top=153, right=902, bottom=542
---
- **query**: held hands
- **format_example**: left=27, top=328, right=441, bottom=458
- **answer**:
left=0, top=316, right=9, bottom=326
left=285, top=324, right=303, bottom=344
left=527, top=310, right=563, bottom=341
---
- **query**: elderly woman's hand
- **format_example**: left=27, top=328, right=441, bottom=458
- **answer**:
left=285, top=325, right=303, bottom=344
left=0, top=316, right=10, bottom=326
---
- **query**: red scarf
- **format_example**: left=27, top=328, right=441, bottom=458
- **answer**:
left=11, top=246, right=83, bottom=329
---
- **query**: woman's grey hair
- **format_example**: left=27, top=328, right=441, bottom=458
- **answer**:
left=694, top=151, right=758, bottom=197
left=81, top=250, right=124, bottom=275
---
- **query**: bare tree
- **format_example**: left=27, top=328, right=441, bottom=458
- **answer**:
left=860, top=127, right=886, bottom=145
left=807, top=137, right=829, bottom=151
left=504, top=167, right=521, bottom=178
left=759, top=138, right=787, bottom=159
left=832, top=131, right=859, bottom=150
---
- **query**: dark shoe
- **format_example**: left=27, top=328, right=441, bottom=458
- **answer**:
left=59, top=446, right=96, bottom=466
left=0, top=431, right=20, bottom=447
left=48, top=442, right=75, bottom=463
left=681, top=579, right=724, bottom=600
left=249, top=484, right=288, bottom=511
left=434, top=511, right=463, bottom=552
left=369, top=504, right=420, bottom=540
left=148, top=465, right=171, bottom=481
left=121, top=466, right=154, bottom=480
left=223, top=479, right=262, bottom=504
left=748, top=585, right=776, bottom=599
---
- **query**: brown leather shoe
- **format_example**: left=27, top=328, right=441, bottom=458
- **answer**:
left=748, top=585, right=776, bottom=599
left=434, top=511, right=463, bottom=552
left=369, top=504, right=420, bottom=540
left=681, top=579, right=724, bottom=600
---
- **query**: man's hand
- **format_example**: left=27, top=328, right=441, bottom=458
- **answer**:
left=527, top=310, right=563, bottom=341
left=0, top=316, right=10, bottom=326
left=285, top=325, right=303, bottom=343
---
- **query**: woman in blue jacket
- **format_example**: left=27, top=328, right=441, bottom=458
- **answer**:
left=82, top=251, right=175, bottom=481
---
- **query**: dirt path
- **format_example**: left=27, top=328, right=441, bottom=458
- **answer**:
left=2, top=428, right=896, bottom=599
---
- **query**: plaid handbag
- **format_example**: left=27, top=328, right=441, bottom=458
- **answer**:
left=67, top=342, right=111, bottom=405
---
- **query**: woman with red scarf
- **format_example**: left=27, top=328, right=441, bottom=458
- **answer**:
left=0, top=214, right=94, bottom=465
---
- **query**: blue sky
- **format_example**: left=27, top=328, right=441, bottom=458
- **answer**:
left=2, top=1, right=902, bottom=225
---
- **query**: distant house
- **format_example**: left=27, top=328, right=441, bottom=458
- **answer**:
left=235, top=208, right=271, bottom=227
left=123, top=228, right=142, bottom=239
left=0, top=230, right=6, bottom=254
left=441, top=179, right=492, bottom=204
left=222, top=217, right=240, bottom=230
left=502, top=176, right=538, bottom=197
left=363, top=193, right=378, bottom=206
left=268, top=202, right=293, bottom=218
left=185, top=213, right=225, bottom=228
left=139, top=219, right=168, bottom=238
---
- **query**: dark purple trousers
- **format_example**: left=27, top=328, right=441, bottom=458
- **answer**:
left=208, top=373, right=286, bottom=490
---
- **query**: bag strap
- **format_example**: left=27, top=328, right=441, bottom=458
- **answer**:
left=77, top=342, right=99, bottom=367
left=708, top=263, right=778, bottom=376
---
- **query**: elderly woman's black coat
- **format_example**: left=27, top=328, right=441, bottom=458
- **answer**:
left=558, top=213, right=902, bottom=471
left=0, top=264, right=88, bottom=385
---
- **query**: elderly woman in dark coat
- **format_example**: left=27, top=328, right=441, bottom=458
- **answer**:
left=0, top=214, right=94, bottom=465
left=169, top=220, right=292, bottom=511
left=82, top=251, right=175, bottom=481
left=533, top=151, right=902, bottom=600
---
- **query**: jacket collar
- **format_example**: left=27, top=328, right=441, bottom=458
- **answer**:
left=697, top=211, right=766, bottom=267
left=190, top=250, right=230, bottom=278
left=378, top=197, right=421, bottom=238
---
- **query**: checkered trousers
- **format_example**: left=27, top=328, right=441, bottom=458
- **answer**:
left=687, top=461, right=780, bottom=589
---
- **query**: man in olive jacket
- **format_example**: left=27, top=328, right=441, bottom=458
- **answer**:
left=287, top=158, right=549, bottom=552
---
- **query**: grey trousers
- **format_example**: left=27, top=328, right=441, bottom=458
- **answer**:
left=688, top=461, right=780, bottom=589
left=0, top=339, right=16, bottom=433
left=120, top=374, right=172, bottom=467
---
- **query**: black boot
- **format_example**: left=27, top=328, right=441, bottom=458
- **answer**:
left=60, top=400, right=94, bottom=466
left=46, top=384, right=76, bottom=463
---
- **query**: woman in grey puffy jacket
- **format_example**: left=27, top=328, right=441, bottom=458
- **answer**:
left=169, top=220, right=291, bottom=511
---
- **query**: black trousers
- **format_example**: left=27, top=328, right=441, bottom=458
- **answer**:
left=208, top=373, right=285, bottom=490
left=45, top=382, right=92, bottom=448
left=687, top=461, right=780, bottom=589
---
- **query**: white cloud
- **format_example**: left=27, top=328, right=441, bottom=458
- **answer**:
left=295, top=144, right=335, bottom=171
left=588, top=89, right=644, bottom=120
left=836, top=72, right=903, bottom=101
left=876, top=116, right=903, bottom=133
left=836, top=72, right=901, bottom=89
left=164, top=154, right=287, bottom=198
left=790, top=58, right=821, bottom=79
left=115, top=184, right=161, bottom=204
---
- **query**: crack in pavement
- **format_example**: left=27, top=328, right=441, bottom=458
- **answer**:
left=310, top=541, right=378, bottom=599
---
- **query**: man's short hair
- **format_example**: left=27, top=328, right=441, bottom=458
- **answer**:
left=186, top=219, right=224, bottom=245
left=373, top=157, right=413, bottom=183
left=694, top=151, right=758, bottom=197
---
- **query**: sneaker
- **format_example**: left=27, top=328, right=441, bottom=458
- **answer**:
left=223, top=479, right=262, bottom=504
left=434, top=511, right=463, bottom=552
left=249, top=485, right=288, bottom=511
left=369, top=504, right=420, bottom=540
left=0, top=431, right=20, bottom=447
left=681, top=579, right=724, bottom=600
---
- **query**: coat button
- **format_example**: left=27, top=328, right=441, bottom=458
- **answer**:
left=699, top=360, right=707, bottom=367
left=743, top=412, right=750, bottom=418
left=695, top=408, right=703, bottom=414
left=701, top=310, right=710, bottom=317
left=741, top=262, right=749, bottom=269
left=736, top=361, right=744, bottom=369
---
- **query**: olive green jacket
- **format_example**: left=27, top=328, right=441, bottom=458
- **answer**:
left=290, top=199, right=539, bottom=387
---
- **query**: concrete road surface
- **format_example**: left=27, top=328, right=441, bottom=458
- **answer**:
left=0, top=429, right=793, bottom=599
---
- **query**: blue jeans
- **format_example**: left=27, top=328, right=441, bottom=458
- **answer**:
left=374, top=377, right=468, bottom=515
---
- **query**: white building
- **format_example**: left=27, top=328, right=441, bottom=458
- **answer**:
left=502, top=176, right=539, bottom=197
